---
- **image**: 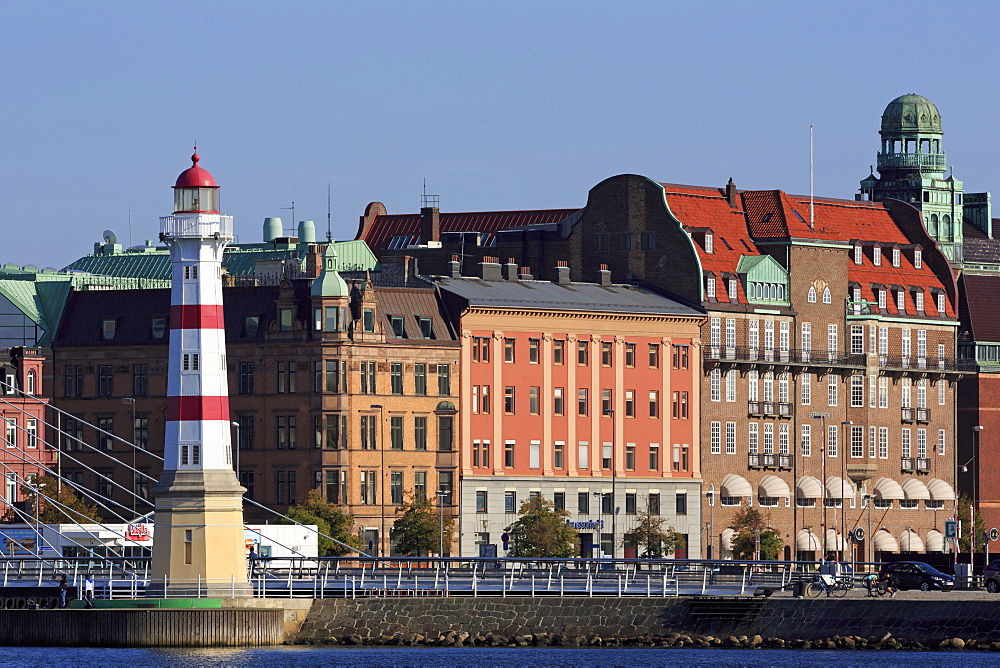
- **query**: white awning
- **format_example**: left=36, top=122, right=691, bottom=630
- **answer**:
left=825, top=476, right=855, bottom=500
left=759, top=474, right=791, bottom=498
left=928, top=478, right=956, bottom=501
left=796, top=529, right=821, bottom=550
left=874, top=529, right=899, bottom=553
left=721, top=528, right=736, bottom=551
left=796, top=475, right=823, bottom=499
left=874, top=477, right=905, bottom=500
left=721, top=473, right=752, bottom=498
left=826, top=528, right=846, bottom=550
left=900, top=529, right=925, bottom=552
left=902, top=478, right=931, bottom=500
left=926, top=529, right=944, bottom=552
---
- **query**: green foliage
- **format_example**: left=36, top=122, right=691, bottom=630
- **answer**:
left=390, top=495, right=455, bottom=556
left=0, top=475, right=103, bottom=524
left=956, top=494, right=987, bottom=554
left=626, top=497, right=683, bottom=558
left=504, top=496, right=578, bottom=558
left=279, top=489, right=361, bottom=556
left=730, top=507, right=783, bottom=560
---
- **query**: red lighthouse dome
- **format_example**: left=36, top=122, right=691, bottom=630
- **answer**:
left=172, top=148, right=220, bottom=214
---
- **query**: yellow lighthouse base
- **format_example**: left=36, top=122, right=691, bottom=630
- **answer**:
left=148, top=470, right=252, bottom=598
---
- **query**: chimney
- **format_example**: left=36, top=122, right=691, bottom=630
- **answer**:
left=304, top=244, right=323, bottom=278
left=448, top=254, right=461, bottom=278
left=518, top=266, right=533, bottom=281
left=504, top=258, right=519, bottom=281
left=726, top=178, right=737, bottom=208
left=597, top=263, right=612, bottom=287
left=479, top=256, right=503, bottom=282
left=420, top=207, right=441, bottom=243
left=554, top=260, right=571, bottom=285
left=403, top=255, right=415, bottom=284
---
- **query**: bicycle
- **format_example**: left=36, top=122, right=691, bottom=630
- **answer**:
left=805, top=574, right=849, bottom=598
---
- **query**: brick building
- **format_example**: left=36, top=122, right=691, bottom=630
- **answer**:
left=433, top=257, right=704, bottom=558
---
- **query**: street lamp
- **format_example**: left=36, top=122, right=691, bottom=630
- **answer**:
left=862, top=494, right=873, bottom=565
left=706, top=483, right=715, bottom=560
left=370, top=404, right=385, bottom=558
left=122, top=398, right=136, bottom=515
left=970, top=425, right=984, bottom=563
left=604, top=408, right=616, bottom=559
left=809, top=412, right=832, bottom=560
left=436, top=489, right=448, bottom=557
left=840, top=420, right=853, bottom=561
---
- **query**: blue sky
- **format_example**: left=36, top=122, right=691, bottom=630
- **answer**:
left=5, top=1, right=1000, bottom=268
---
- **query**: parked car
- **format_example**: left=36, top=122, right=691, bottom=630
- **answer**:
left=983, top=559, right=1000, bottom=593
left=878, top=561, right=954, bottom=591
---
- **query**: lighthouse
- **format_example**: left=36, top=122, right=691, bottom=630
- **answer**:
left=149, top=150, right=249, bottom=596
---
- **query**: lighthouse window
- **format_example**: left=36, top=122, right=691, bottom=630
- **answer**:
left=183, top=266, right=198, bottom=281
left=182, top=354, right=199, bottom=371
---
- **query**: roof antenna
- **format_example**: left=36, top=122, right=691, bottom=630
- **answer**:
left=326, top=183, right=333, bottom=242
left=809, top=125, right=815, bottom=230
left=127, top=209, right=132, bottom=248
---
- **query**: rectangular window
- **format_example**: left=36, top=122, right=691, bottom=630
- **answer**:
left=649, top=443, right=660, bottom=470
left=851, top=425, right=864, bottom=458
left=554, top=441, right=565, bottom=469
left=725, top=318, right=736, bottom=349
left=902, top=428, right=911, bottom=458
left=414, top=416, right=427, bottom=451
left=504, top=441, right=515, bottom=468
left=779, top=423, right=789, bottom=454
left=529, top=338, right=540, bottom=364
left=648, top=391, right=659, bottom=418
left=389, top=315, right=406, bottom=337
left=530, top=440, right=541, bottom=469
left=504, top=386, right=516, bottom=414
left=624, top=390, right=635, bottom=417
left=676, top=493, right=688, bottom=516
left=624, top=343, right=635, bottom=367
left=359, top=361, right=376, bottom=394
left=625, top=442, right=635, bottom=470
left=554, top=388, right=565, bottom=416
left=937, top=293, right=946, bottom=314
left=390, top=363, right=403, bottom=394
left=673, top=344, right=689, bottom=369
left=360, top=414, right=377, bottom=450
left=554, top=492, right=566, bottom=511
left=851, top=325, right=864, bottom=354
left=725, top=423, right=736, bottom=455
left=529, top=387, right=540, bottom=415
left=504, top=337, right=516, bottom=363
left=748, top=423, right=758, bottom=454
left=132, top=364, right=148, bottom=397
left=578, top=441, right=589, bottom=469
left=710, top=421, right=721, bottom=455
left=706, top=277, right=716, bottom=298
left=869, top=425, right=877, bottom=458
left=851, top=375, right=864, bottom=407
left=800, top=424, right=811, bottom=457
left=97, top=417, right=113, bottom=451
left=801, top=373, right=811, bottom=405
left=601, top=341, right=613, bottom=366
left=437, top=416, right=453, bottom=451
left=763, top=423, right=774, bottom=454
left=578, top=491, right=589, bottom=514
left=418, top=317, right=434, bottom=339
left=625, top=493, right=637, bottom=514
left=476, top=490, right=488, bottom=513
left=917, top=428, right=927, bottom=458
left=552, top=339, right=565, bottom=365
left=938, top=429, right=946, bottom=456
left=472, top=337, right=491, bottom=363
left=828, top=424, right=838, bottom=458
left=437, top=364, right=450, bottom=395
left=98, top=365, right=113, bottom=397
left=414, top=363, right=427, bottom=395
left=827, top=324, right=838, bottom=357
left=710, top=369, right=721, bottom=402
left=505, top=491, right=516, bottom=513
left=414, top=472, right=427, bottom=502
left=391, top=471, right=404, bottom=505
left=390, top=416, right=403, bottom=450
left=827, top=375, right=838, bottom=407
left=601, top=389, right=613, bottom=416
left=879, top=427, right=889, bottom=459
left=725, top=370, right=737, bottom=402
left=578, top=389, right=589, bottom=416
left=578, top=341, right=589, bottom=365
left=648, top=343, right=659, bottom=368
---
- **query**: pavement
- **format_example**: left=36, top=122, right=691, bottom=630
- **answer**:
left=769, top=585, right=990, bottom=600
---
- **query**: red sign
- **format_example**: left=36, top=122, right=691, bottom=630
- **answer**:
left=126, top=524, right=151, bottom=541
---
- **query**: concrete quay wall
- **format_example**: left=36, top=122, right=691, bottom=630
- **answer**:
left=294, top=597, right=1000, bottom=644
left=0, top=609, right=284, bottom=647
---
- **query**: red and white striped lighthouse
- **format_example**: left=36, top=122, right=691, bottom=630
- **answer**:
left=150, top=150, right=249, bottom=595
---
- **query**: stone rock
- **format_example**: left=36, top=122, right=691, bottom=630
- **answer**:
left=951, top=638, right=966, bottom=650
left=751, top=634, right=763, bottom=647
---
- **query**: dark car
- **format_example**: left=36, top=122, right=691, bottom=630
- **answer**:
left=983, top=559, right=1000, bottom=593
left=878, top=561, right=955, bottom=591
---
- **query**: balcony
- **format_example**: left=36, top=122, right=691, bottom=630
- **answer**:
left=877, top=152, right=947, bottom=172
left=846, top=462, right=879, bottom=483
left=159, top=214, right=234, bottom=239
left=901, top=457, right=915, bottom=472
left=916, top=407, right=931, bottom=423
left=901, top=407, right=915, bottom=423
left=916, top=457, right=931, bottom=473
left=846, top=299, right=875, bottom=316
left=880, top=355, right=972, bottom=373
left=706, top=347, right=865, bottom=368
left=748, top=453, right=792, bottom=470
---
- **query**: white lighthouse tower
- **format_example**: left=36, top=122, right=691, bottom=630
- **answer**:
left=150, top=150, right=249, bottom=596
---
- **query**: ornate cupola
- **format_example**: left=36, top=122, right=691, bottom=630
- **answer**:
left=172, top=148, right=220, bottom=214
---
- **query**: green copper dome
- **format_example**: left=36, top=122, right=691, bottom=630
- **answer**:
left=881, top=94, right=942, bottom=135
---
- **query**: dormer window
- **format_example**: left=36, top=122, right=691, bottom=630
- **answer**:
left=914, top=250, right=922, bottom=269
left=878, top=290, right=887, bottom=310
left=892, top=248, right=900, bottom=267
left=706, top=276, right=716, bottom=299
left=705, top=234, right=714, bottom=254
left=915, top=291, right=925, bottom=312
left=852, top=287, right=862, bottom=303
left=873, top=247, right=882, bottom=266
left=822, top=287, right=831, bottom=304
left=854, top=245, right=863, bottom=265
left=807, top=286, right=817, bottom=303
left=728, top=278, right=738, bottom=302
left=937, top=293, right=946, bottom=314
left=896, top=290, right=906, bottom=314
left=102, top=318, right=117, bottom=341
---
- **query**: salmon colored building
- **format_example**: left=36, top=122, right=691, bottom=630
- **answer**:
left=435, top=258, right=705, bottom=558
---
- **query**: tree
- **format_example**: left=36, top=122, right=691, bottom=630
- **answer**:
left=730, top=507, right=783, bottom=560
left=956, top=494, right=986, bottom=554
left=626, top=498, right=683, bottom=558
left=0, top=475, right=103, bottom=524
left=278, top=489, right=362, bottom=556
left=390, top=495, right=455, bottom=556
left=504, top=496, right=578, bottom=557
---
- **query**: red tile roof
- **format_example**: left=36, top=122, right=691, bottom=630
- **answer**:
left=960, top=274, right=1000, bottom=341
left=361, top=209, right=579, bottom=252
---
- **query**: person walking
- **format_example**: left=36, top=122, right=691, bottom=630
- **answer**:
left=83, top=574, right=95, bottom=609
left=58, top=576, right=69, bottom=609
left=247, top=546, right=257, bottom=578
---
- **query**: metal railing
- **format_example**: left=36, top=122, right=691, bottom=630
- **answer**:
left=877, top=152, right=948, bottom=171
left=748, top=453, right=792, bottom=470
left=706, top=347, right=866, bottom=367
left=159, top=214, right=234, bottom=239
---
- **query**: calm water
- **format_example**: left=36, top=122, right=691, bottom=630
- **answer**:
left=0, top=647, right=996, bottom=667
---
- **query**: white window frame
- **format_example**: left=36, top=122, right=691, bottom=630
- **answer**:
left=801, top=424, right=811, bottom=457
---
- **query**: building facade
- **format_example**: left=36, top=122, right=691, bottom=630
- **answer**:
left=434, top=258, right=704, bottom=558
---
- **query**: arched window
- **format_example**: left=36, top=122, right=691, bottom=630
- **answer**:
left=807, top=286, right=817, bottom=303
left=749, top=283, right=757, bottom=300
left=942, top=215, right=952, bottom=240
left=929, top=213, right=939, bottom=236
left=25, top=370, right=35, bottom=395
left=822, top=287, right=832, bottom=304
left=777, top=284, right=785, bottom=301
